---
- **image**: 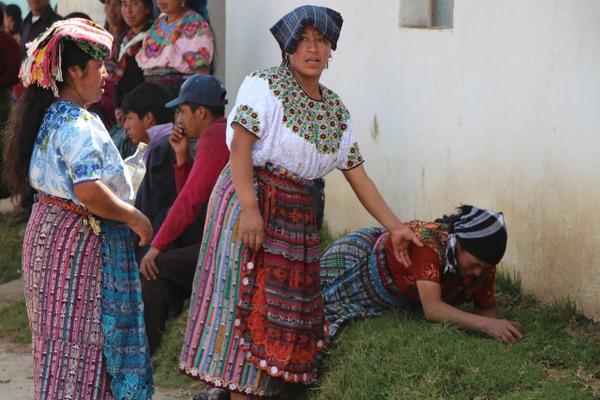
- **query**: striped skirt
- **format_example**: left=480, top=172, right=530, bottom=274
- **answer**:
left=22, top=198, right=153, bottom=400
left=179, top=163, right=325, bottom=397
left=320, top=227, right=409, bottom=340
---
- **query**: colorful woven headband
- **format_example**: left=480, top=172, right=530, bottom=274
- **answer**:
left=20, top=18, right=113, bottom=97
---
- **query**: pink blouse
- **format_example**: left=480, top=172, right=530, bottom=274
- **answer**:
left=136, top=9, right=214, bottom=74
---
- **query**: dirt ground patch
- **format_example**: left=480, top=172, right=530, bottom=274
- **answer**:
left=0, top=339, right=190, bottom=400
left=0, top=342, right=32, bottom=400
left=0, top=278, right=189, bottom=399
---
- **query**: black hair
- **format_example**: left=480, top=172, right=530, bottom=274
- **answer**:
left=435, top=205, right=472, bottom=233
left=2, top=41, right=91, bottom=200
left=187, top=103, right=225, bottom=117
left=5, top=3, right=21, bottom=18
left=4, top=5, right=22, bottom=35
left=139, top=0, right=155, bottom=26
left=65, top=12, right=92, bottom=20
left=0, top=4, right=4, bottom=28
left=121, top=82, right=173, bottom=124
left=203, top=105, right=225, bottom=117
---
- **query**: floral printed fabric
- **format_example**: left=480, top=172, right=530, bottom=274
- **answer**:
left=253, top=66, right=351, bottom=154
left=30, top=100, right=134, bottom=204
left=226, top=64, right=364, bottom=179
left=384, top=221, right=496, bottom=309
left=232, top=104, right=261, bottom=135
left=136, top=9, right=214, bottom=74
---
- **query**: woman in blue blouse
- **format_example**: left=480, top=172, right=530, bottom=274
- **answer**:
left=3, top=19, right=154, bottom=399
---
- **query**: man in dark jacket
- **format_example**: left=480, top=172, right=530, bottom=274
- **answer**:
left=121, top=82, right=179, bottom=263
left=138, top=74, right=230, bottom=355
left=20, top=0, right=62, bottom=59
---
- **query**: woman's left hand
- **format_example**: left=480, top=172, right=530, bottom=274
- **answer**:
left=128, top=209, right=153, bottom=246
left=389, top=224, right=423, bottom=267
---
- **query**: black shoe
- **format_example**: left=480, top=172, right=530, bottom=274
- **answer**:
left=191, top=387, right=230, bottom=400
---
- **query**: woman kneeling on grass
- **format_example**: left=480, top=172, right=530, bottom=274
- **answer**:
left=321, top=205, right=523, bottom=343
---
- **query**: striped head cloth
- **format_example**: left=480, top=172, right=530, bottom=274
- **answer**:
left=444, top=205, right=507, bottom=277
left=20, top=18, right=113, bottom=97
left=270, top=5, right=343, bottom=54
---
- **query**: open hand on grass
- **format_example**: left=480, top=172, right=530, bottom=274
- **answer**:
left=483, top=318, right=523, bottom=343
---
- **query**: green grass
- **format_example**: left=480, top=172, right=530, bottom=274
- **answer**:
left=319, top=224, right=338, bottom=252
left=0, top=301, right=31, bottom=344
left=305, top=273, right=600, bottom=400
left=150, top=270, right=600, bottom=399
left=0, top=214, right=25, bottom=283
left=2, top=222, right=599, bottom=399
left=151, top=304, right=203, bottom=391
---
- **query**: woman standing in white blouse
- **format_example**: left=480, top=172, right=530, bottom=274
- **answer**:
left=179, top=6, right=421, bottom=400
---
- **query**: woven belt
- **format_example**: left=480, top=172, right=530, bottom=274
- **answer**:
left=37, top=195, right=102, bottom=235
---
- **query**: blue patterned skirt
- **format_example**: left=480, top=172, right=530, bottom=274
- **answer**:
left=22, top=198, right=153, bottom=400
left=320, top=227, right=409, bottom=340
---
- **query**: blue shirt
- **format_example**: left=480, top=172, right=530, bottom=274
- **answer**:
left=30, top=100, right=134, bottom=205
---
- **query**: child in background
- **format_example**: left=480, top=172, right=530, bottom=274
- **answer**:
left=122, top=82, right=176, bottom=261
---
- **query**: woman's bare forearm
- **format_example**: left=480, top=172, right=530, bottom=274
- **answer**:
left=230, top=125, right=259, bottom=213
left=74, top=180, right=138, bottom=223
left=417, top=280, right=522, bottom=342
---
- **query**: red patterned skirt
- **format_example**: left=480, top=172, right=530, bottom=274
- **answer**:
left=179, top=163, right=326, bottom=396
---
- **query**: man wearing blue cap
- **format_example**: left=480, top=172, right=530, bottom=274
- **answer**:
left=139, top=74, right=230, bottom=353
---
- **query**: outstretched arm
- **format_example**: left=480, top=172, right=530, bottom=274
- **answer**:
left=416, top=280, right=522, bottom=343
left=343, top=164, right=422, bottom=266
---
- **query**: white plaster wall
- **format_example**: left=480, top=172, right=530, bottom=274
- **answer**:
left=207, top=0, right=226, bottom=83
left=225, top=0, right=600, bottom=319
left=57, top=0, right=105, bottom=23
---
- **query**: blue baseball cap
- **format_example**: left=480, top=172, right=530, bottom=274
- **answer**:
left=165, top=74, right=228, bottom=108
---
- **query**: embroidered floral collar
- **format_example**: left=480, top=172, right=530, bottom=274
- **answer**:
left=252, top=64, right=351, bottom=154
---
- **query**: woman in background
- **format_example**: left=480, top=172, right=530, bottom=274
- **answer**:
left=110, top=0, right=155, bottom=159
left=3, top=3, right=21, bottom=42
left=115, top=0, right=153, bottom=111
left=136, top=0, right=214, bottom=96
left=96, top=0, right=128, bottom=130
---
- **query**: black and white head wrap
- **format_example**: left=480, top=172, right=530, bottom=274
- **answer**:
left=444, top=206, right=507, bottom=278
left=270, top=5, right=343, bottom=55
